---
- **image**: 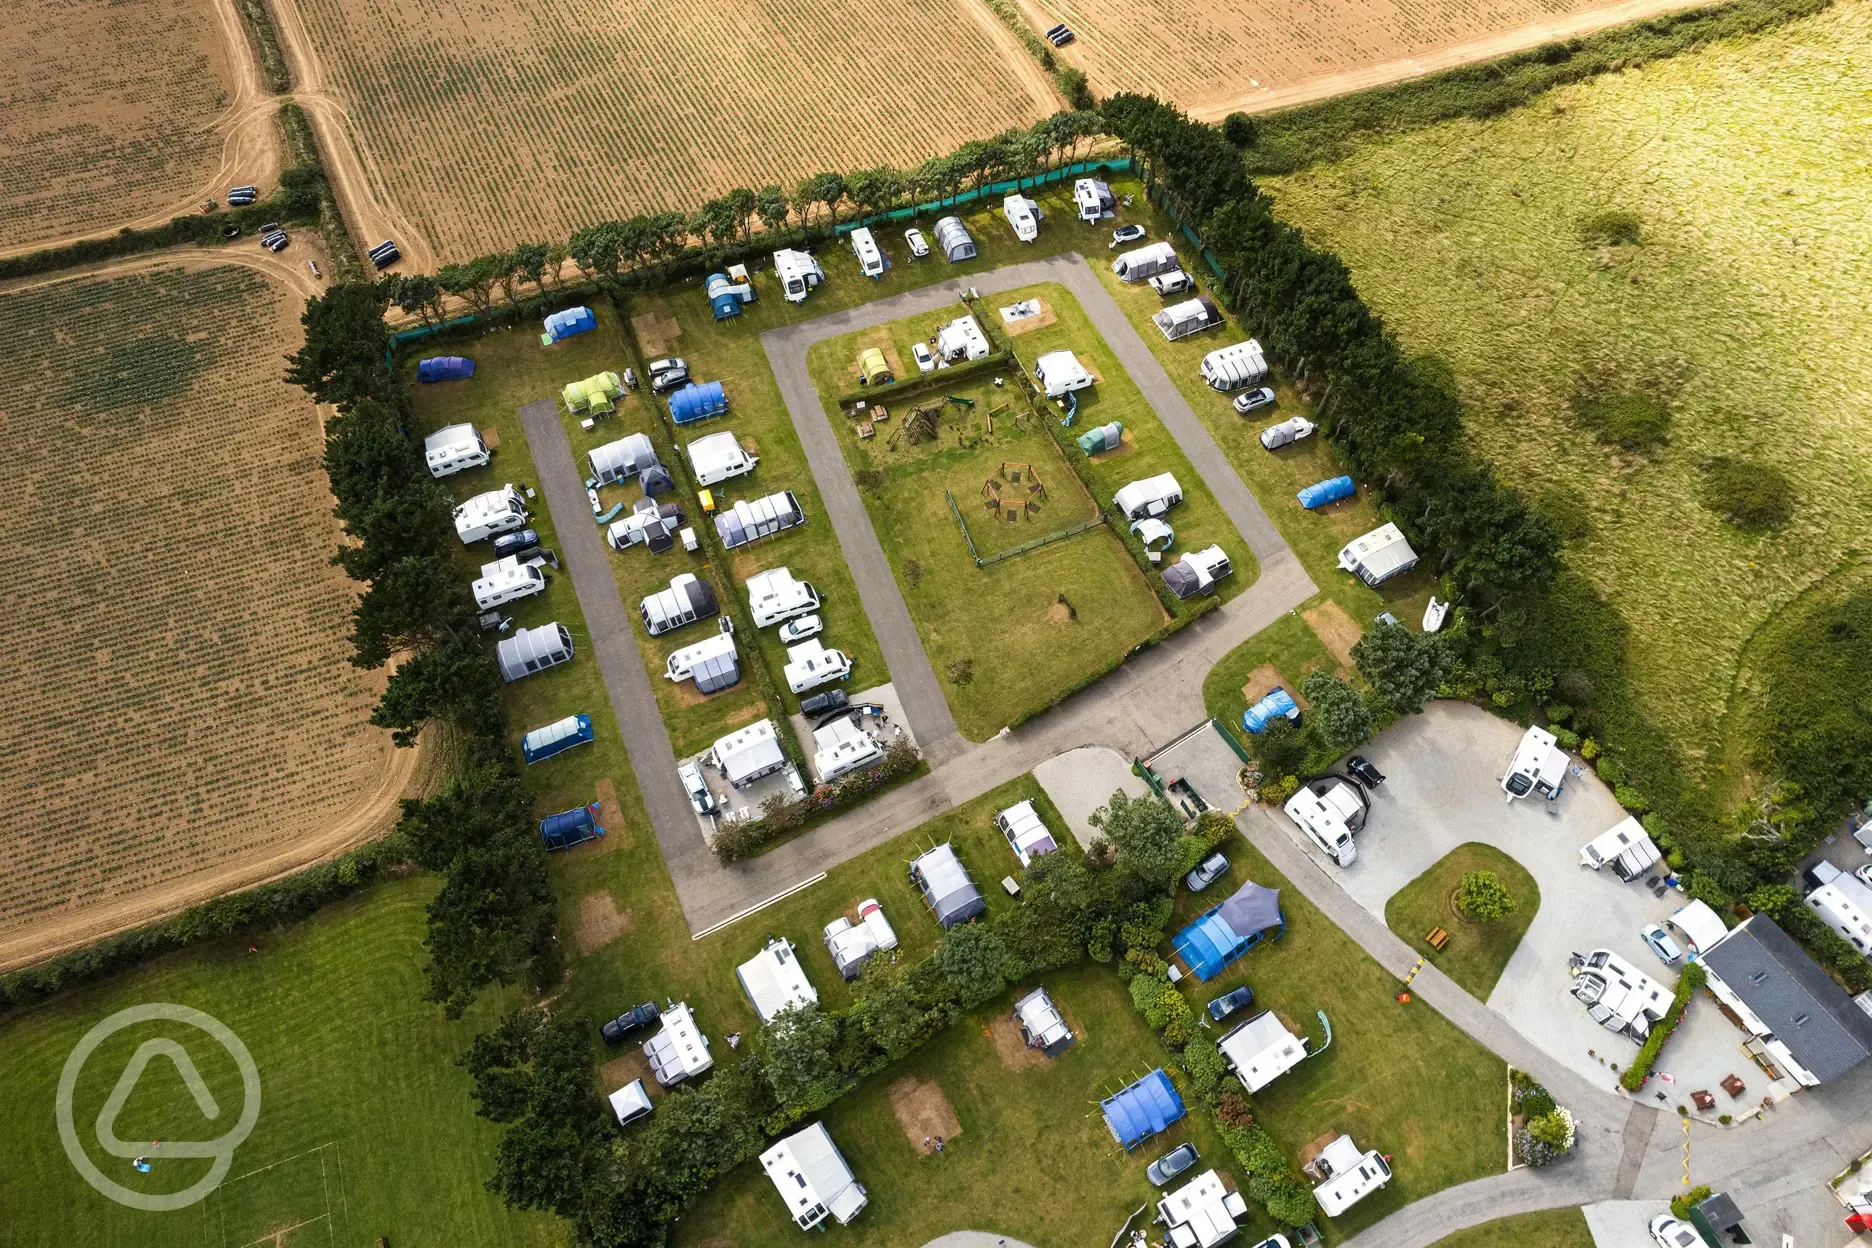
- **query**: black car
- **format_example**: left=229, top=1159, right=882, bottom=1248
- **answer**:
left=800, top=688, right=849, bottom=717
left=648, top=358, right=690, bottom=394
left=1206, top=985, right=1255, bottom=1023
left=492, top=527, right=541, bottom=559
left=1346, top=756, right=1386, bottom=790
left=600, top=1002, right=662, bottom=1045
left=1146, top=1142, right=1198, bottom=1186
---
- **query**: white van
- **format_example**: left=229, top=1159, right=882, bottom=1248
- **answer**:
left=849, top=227, right=885, bottom=278
left=454, top=486, right=529, bottom=544
left=686, top=431, right=759, bottom=487
left=783, top=639, right=853, bottom=694
left=472, top=556, right=547, bottom=609
left=747, top=568, right=820, bottom=628
left=425, top=423, right=490, bottom=478
left=1284, top=780, right=1363, bottom=867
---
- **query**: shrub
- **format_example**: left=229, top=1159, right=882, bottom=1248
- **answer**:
left=1571, top=389, right=1671, bottom=450
left=1595, top=756, right=1626, bottom=785
left=1544, top=704, right=1573, bottom=724
left=1621, top=963, right=1705, bottom=1090
left=1456, top=870, right=1516, bottom=922
left=1580, top=736, right=1601, bottom=760
left=1699, top=456, right=1795, bottom=530
left=1671, top=1185, right=1712, bottom=1219
left=855, top=468, right=884, bottom=494
left=1510, top=1070, right=1556, bottom=1118
left=1057, top=67, right=1095, bottom=110
left=1181, top=1032, right=1228, bottom=1100
left=1577, top=209, right=1643, bottom=246
left=1222, top=112, right=1259, bottom=147
left=946, top=657, right=974, bottom=686
left=1614, top=784, right=1650, bottom=812
left=1553, top=726, right=1581, bottom=750
left=1215, top=1092, right=1255, bottom=1129
left=902, top=557, right=921, bottom=587
left=1263, top=775, right=1300, bottom=804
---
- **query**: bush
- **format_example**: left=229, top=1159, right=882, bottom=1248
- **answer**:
left=854, top=468, right=884, bottom=493
left=1699, top=456, right=1795, bottom=530
left=1181, top=1031, right=1228, bottom=1099
left=1057, top=67, right=1095, bottom=110
left=1571, top=389, right=1671, bottom=450
left=1577, top=209, right=1643, bottom=245
left=1621, top=963, right=1705, bottom=1090
left=1221, top=112, right=1259, bottom=147
left=711, top=742, right=922, bottom=861
left=1250, top=715, right=1308, bottom=777
left=1456, top=870, right=1516, bottom=922
left=1301, top=670, right=1373, bottom=752
left=1671, top=1185, right=1712, bottom=1219
left=946, top=657, right=975, bottom=686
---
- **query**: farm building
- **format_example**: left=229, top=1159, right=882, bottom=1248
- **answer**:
left=1242, top=688, right=1299, bottom=733
left=539, top=804, right=603, bottom=851
left=909, top=843, right=985, bottom=927
left=607, top=1080, right=653, bottom=1128
left=495, top=622, right=574, bottom=682
left=736, top=937, right=819, bottom=1023
left=773, top=249, right=826, bottom=303
left=416, top=355, right=474, bottom=382
left=707, top=266, right=755, bottom=319
left=849, top=227, right=885, bottom=278
left=823, top=899, right=898, bottom=979
left=1501, top=724, right=1568, bottom=803
left=1101, top=1068, right=1185, bottom=1150
left=1580, top=815, right=1662, bottom=881
left=1157, top=1170, right=1247, bottom=1248
left=996, top=799, right=1057, bottom=867
left=1218, top=1009, right=1307, bottom=1093
left=643, top=1002, right=713, bottom=1086
left=746, top=567, right=819, bottom=627
left=541, top=306, right=596, bottom=345
left=640, top=572, right=719, bottom=635
left=664, top=630, right=740, bottom=693
left=608, top=499, right=686, bottom=553
left=686, top=430, right=758, bottom=486
left=1003, top=193, right=1043, bottom=242
left=783, top=639, right=852, bottom=694
left=936, top=314, right=991, bottom=362
left=716, top=489, right=806, bottom=549
left=669, top=380, right=730, bottom=425
left=857, top=347, right=893, bottom=386
left=1173, top=880, right=1285, bottom=981
left=1153, top=296, right=1223, bottom=342
left=1074, top=177, right=1116, bottom=222
left=424, top=423, right=490, bottom=478
left=521, top=714, right=594, bottom=765
left=711, top=719, right=789, bottom=789
left=1337, top=522, right=1418, bottom=586
left=812, top=716, right=883, bottom=782
left=1200, top=340, right=1268, bottom=391
left=589, top=433, right=658, bottom=485
left=760, top=1122, right=868, bottom=1229
left=932, top=216, right=976, bottom=262
left=1114, top=473, right=1183, bottom=521
left=1013, top=987, right=1074, bottom=1055
left=1035, top=350, right=1093, bottom=398
left=1312, top=1137, right=1392, bottom=1217
left=1111, top=241, right=1178, bottom=283
left=1162, top=546, right=1232, bottom=599
left=1297, top=475, right=1355, bottom=509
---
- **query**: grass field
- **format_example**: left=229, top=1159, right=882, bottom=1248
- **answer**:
left=1428, top=1207, right=1592, bottom=1247
left=281, top=0, right=1057, bottom=258
left=1384, top=844, right=1541, bottom=1000
left=1265, top=0, right=1872, bottom=778
left=0, top=879, right=556, bottom=1247
left=0, top=262, right=406, bottom=971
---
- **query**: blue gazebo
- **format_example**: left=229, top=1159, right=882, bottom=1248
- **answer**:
left=1173, top=881, right=1285, bottom=981
left=1101, top=1069, right=1185, bottom=1150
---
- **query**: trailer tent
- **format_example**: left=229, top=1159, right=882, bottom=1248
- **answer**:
left=521, top=714, right=594, bottom=764
left=1297, top=476, right=1355, bottom=509
left=933, top=216, right=976, bottom=262
left=909, top=843, right=986, bottom=927
left=716, top=490, right=805, bottom=549
left=541, top=306, right=596, bottom=345
left=1241, top=688, right=1299, bottom=733
left=669, top=380, right=729, bottom=426
left=1173, top=881, right=1285, bottom=981
left=589, top=433, right=658, bottom=485
left=417, top=356, right=475, bottom=382
left=496, top=623, right=574, bottom=682
left=1101, top=1069, right=1186, bottom=1149
left=539, top=804, right=603, bottom=851
left=1077, top=421, right=1123, bottom=453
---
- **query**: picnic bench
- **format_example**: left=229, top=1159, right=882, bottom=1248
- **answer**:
left=1692, top=1089, right=1716, bottom=1111
left=1426, top=926, right=1450, bottom=952
left=1722, top=1073, right=1748, bottom=1098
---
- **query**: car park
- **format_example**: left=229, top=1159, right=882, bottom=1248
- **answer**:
left=1233, top=387, right=1277, bottom=415
left=912, top=342, right=935, bottom=373
left=904, top=228, right=930, bottom=258
left=678, top=761, right=717, bottom=816
left=777, top=614, right=823, bottom=644
left=648, top=358, right=690, bottom=393
left=1206, top=985, right=1255, bottom=1022
left=600, top=1001, right=662, bottom=1045
left=1145, top=1142, right=1198, bottom=1186
left=1346, top=756, right=1386, bottom=789
left=1186, top=852, right=1229, bottom=892
left=1649, top=1214, right=1700, bottom=1248
left=1110, top=224, right=1147, bottom=248
left=1641, top=923, right=1683, bottom=965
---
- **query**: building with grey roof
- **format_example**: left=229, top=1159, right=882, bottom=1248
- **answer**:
left=1699, top=914, right=1872, bottom=1087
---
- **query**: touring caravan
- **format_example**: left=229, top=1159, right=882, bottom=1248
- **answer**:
left=746, top=567, right=820, bottom=627
left=664, top=628, right=741, bottom=694
left=1580, top=815, right=1662, bottom=881
left=472, top=556, right=547, bottom=609
left=1003, top=193, right=1043, bottom=242
left=936, top=315, right=991, bottom=363
left=782, top=639, right=853, bottom=694
left=1337, top=523, right=1418, bottom=587
left=1200, top=341, right=1269, bottom=391
left=685, top=431, right=758, bottom=487
left=773, top=249, right=825, bottom=302
left=1033, top=350, right=1093, bottom=398
left=424, top=423, right=490, bottom=478
left=1111, top=241, right=1179, bottom=283
left=1074, top=177, right=1116, bottom=222
left=454, top=486, right=529, bottom=544
left=849, top=227, right=885, bottom=278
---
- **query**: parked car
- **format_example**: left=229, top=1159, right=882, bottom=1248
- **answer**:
left=1206, top=985, right=1255, bottom=1022
left=800, top=688, right=850, bottom=717
left=1149, top=270, right=1194, bottom=297
left=1641, top=923, right=1683, bottom=965
left=1345, top=756, right=1386, bottom=789
left=1233, top=387, right=1277, bottom=415
left=912, top=342, right=935, bottom=373
left=1855, top=863, right=1872, bottom=891
left=904, top=228, right=930, bottom=258
left=648, top=358, right=690, bottom=393
left=1649, top=1214, right=1700, bottom=1248
left=678, top=760, right=717, bottom=816
left=1145, top=1142, right=1199, bottom=1187
left=600, top=1002, right=662, bottom=1045
left=491, top=528, right=541, bottom=559
left=777, top=613, right=823, bottom=644
left=1110, top=224, right=1147, bottom=248
left=1246, top=1238, right=1293, bottom=1248
left=1186, top=852, right=1229, bottom=892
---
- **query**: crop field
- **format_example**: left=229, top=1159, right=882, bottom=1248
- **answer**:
left=2, top=0, right=256, bottom=251
left=279, top=0, right=1057, bottom=260
left=1265, top=0, right=1872, bottom=770
left=0, top=261, right=407, bottom=971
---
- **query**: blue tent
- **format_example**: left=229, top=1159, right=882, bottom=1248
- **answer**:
left=521, top=714, right=593, bottom=765
left=539, top=803, right=604, bottom=851
left=1242, top=688, right=1299, bottom=734
left=542, top=306, right=596, bottom=345
left=669, top=380, right=728, bottom=425
left=1101, top=1069, right=1185, bottom=1149
left=1297, top=475, right=1355, bottom=510
left=417, top=356, right=475, bottom=382
left=1173, top=881, right=1285, bottom=981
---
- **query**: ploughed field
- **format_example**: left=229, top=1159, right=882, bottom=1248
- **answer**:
left=0, top=261, right=407, bottom=968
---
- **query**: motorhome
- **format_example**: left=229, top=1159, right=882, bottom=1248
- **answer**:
left=685, top=431, right=758, bottom=487
left=1283, top=777, right=1365, bottom=867
left=773, top=249, right=825, bottom=302
left=472, top=556, right=547, bottom=609
left=1570, top=949, right=1669, bottom=1042
left=783, top=639, right=853, bottom=694
left=424, top=423, right=490, bottom=478
left=849, top=227, right=885, bottom=278
left=454, top=486, right=529, bottom=544
left=1311, top=1137, right=1392, bottom=1217
left=746, top=567, right=820, bottom=628
left=1502, top=725, right=1569, bottom=803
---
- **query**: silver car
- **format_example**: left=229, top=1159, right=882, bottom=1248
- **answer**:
left=677, top=761, right=717, bottom=815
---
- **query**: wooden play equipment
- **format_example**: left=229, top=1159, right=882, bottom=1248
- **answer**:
left=981, top=462, right=1047, bottom=521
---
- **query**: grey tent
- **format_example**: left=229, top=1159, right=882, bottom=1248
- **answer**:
left=1161, top=546, right=1232, bottom=600
left=589, top=433, right=658, bottom=485
left=640, top=573, right=719, bottom=635
left=715, top=489, right=805, bottom=549
left=639, top=464, right=675, bottom=497
left=933, top=216, right=976, bottom=262
left=495, top=622, right=574, bottom=682
left=691, top=650, right=741, bottom=693
left=910, top=843, right=985, bottom=927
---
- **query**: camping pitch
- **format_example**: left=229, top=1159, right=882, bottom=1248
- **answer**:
left=1101, top=1068, right=1185, bottom=1149
left=1173, top=881, right=1285, bottom=981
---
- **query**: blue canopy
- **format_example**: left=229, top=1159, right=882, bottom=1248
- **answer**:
left=542, top=306, right=596, bottom=343
left=1173, top=881, right=1285, bottom=980
left=669, top=380, right=728, bottom=425
left=417, top=356, right=475, bottom=382
left=1101, top=1069, right=1185, bottom=1149
left=1242, top=688, right=1299, bottom=733
left=1297, top=475, right=1355, bottom=509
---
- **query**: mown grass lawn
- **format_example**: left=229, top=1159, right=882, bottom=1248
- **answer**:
left=1385, top=844, right=1542, bottom=1001
left=1428, top=1207, right=1591, bottom=1247
left=0, top=881, right=557, bottom=1248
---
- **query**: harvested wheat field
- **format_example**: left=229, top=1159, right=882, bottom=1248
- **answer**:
left=1266, top=1, right=1872, bottom=767
left=0, top=259, right=410, bottom=969
left=0, top=0, right=274, bottom=253
left=276, top=0, right=1057, bottom=260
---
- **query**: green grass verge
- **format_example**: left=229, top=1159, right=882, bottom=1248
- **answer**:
left=1427, top=1207, right=1592, bottom=1248
left=1384, top=844, right=1541, bottom=1000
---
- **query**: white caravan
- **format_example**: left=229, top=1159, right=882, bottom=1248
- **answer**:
left=424, top=423, right=490, bottom=478
left=472, top=556, right=546, bottom=609
left=454, top=485, right=529, bottom=544
left=685, top=430, right=759, bottom=487
left=746, top=567, right=820, bottom=628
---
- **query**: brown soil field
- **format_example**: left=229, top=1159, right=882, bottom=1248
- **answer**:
left=0, top=254, right=414, bottom=970
left=0, top=0, right=282, bottom=255
left=269, top=0, right=1059, bottom=263
left=1009, top=0, right=1715, bottom=118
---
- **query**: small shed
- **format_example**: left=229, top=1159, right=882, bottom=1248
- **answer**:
left=669, top=380, right=729, bottom=425
left=1113, top=472, right=1183, bottom=521
left=417, top=356, right=475, bottom=382
left=643, top=1002, right=713, bottom=1086
left=1101, top=1068, right=1186, bottom=1149
left=588, top=433, right=658, bottom=485
left=496, top=622, right=574, bottom=682
left=711, top=719, right=788, bottom=789
left=1013, top=987, right=1074, bottom=1056
left=541, top=306, right=596, bottom=345
left=539, top=803, right=603, bottom=851
left=1077, top=421, right=1123, bottom=453
left=607, top=1079, right=654, bottom=1127
left=737, top=938, right=820, bottom=1023
left=1173, top=881, right=1285, bottom=981
left=521, top=713, right=594, bottom=765
left=716, top=489, right=806, bottom=549
left=857, top=347, right=893, bottom=386
left=1297, top=475, right=1355, bottom=510
left=1337, top=522, right=1418, bottom=587
left=933, top=215, right=976, bottom=262
left=1241, top=688, right=1299, bottom=734
left=909, top=843, right=985, bottom=928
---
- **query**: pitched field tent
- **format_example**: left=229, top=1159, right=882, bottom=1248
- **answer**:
left=539, top=803, right=603, bottom=851
left=715, top=490, right=805, bottom=549
left=1173, top=881, right=1285, bottom=981
left=1077, top=421, right=1122, bottom=453
left=563, top=371, right=624, bottom=414
left=417, top=356, right=475, bottom=382
left=669, top=380, right=729, bottom=425
left=1101, top=1069, right=1186, bottom=1149
left=1241, top=688, right=1299, bottom=733
left=1297, top=475, right=1355, bottom=510
left=933, top=216, right=976, bottom=262
left=541, top=306, right=596, bottom=345
left=909, top=843, right=985, bottom=927
left=588, top=433, right=658, bottom=486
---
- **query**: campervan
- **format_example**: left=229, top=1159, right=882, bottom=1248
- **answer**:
left=1502, top=725, right=1569, bottom=803
left=1284, top=778, right=1365, bottom=867
left=685, top=431, right=758, bottom=487
left=782, top=639, right=853, bottom=694
left=424, top=423, right=491, bottom=478
left=454, top=486, right=529, bottom=544
left=472, top=556, right=547, bottom=609
left=1311, top=1137, right=1392, bottom=1217
left=849, top=227, right=885, bottom=278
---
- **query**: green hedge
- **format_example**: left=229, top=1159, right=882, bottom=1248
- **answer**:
left=831, top=350, right=1014, bottom=411
left=232, top=0, right=291, bottom=91
left=710, top=742, right=925, bottom=861
left=1621, top=962, right=1705, bottom=1090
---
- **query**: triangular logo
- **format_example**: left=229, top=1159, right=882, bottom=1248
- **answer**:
left=93, top=1039, right=221, bottom=1159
